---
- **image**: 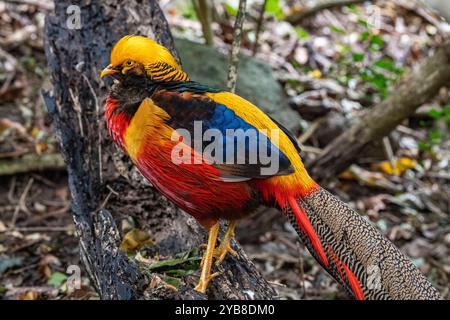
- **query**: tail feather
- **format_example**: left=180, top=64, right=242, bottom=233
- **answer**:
left=285, top=187, right=441, bottom=300
left=287, top=197, right=328, bottom=268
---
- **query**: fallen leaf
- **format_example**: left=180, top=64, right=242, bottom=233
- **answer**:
left=373, top=157, right=417, bottom=176
left=0, top=118, right=28, bottom=136
left=47, top=272, right=67, bottom=288
left=33, top=202, right=46, bottom=214
left=35, top=141, right=48, bottom=155
left=149, top=274, right=178, bottom=291
left=309, top=69, right=322, bottom=79
left=0, top=220, right=6, bottom=233
left=19, top=291, right=39, bottom=300
left=39, top=255, right=61, bottom=279
left=119, top=228, right=153, bottom=253
left=340, top=165, right=402, bottom=192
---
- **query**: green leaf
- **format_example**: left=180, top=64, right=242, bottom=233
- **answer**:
left=346, top=4, right=360, bottom=14
left=47, top=272, right=67, bottom=288
left=295, top=27, right=310, bottom=40
left=429, top=129, right=442, bottom=143
left=370, top=35, right=384, bottom=49
left=374, top=58, right=396, bottom=72
left=443, top=106, right=450, bottom=121
left=162, top=275, right=182, bottom=288
left=418, top=141, right=431, bottom=151
left=352, top=53, right=364, bottom=62
left=265, top=0, right=283, bottom=19
left=360, top=31, right=370, bottom=42
left=148, top=256, right=200, bottom=270
left=357, top=18, right=369, bottom=28
left=331, top=25, right=345, bottom=34
left=427, top=108, right=442, bottom=120
left=224, top=3, right=238, bottom=16
left=182, top=2, right=197, bottom=20
left=148, top=249, right=201, bottom=272
left=165, top=268, right=196, bottom=277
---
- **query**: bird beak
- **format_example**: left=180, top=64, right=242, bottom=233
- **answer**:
left=100, top=64, right=117, bottom=78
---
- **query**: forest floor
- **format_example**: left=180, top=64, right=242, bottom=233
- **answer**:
left=0, top=0, right=449, bottom=299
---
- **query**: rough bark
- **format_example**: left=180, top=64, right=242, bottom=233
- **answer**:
left=308, top=38, right=450, bottom=182
left=43, top=0, right=276, bottom=300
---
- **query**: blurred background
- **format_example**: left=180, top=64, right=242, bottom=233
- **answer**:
left=0, top=0, right=449, bottom=299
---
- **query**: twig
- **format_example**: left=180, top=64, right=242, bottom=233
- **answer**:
left=0, top=48, right=20, bottom=96
left=31, top=173, right=57, bottom=188
left=298, top=118, right=325, bottom=144
left=8, top=176, right=17, bottom=203
left=193, top=0, right=214, bottom=46
left=0, top=153, right=65, bottom=176
left=252, top=0, right=267, bottom=56
left=9, top=240, right=42, bottom=253
left=10, top=178, right=34, bottom=229
left=396, top=125, right=426, bottom=140
left=3, top=0, right=54, bottom=10
left=14, top=226, right=73, bottom=232
left=285, top=0, right=370, bottom=24
left=0, top=25, right=38, bottom=49
left=424, top=172, right=450, bottom=180
left=97, top=185, right=119, bottom=211
left=227, top=0, right=247, bottom=93
left=68, top=88, right=85, bottom=137
left=299, top=145, right=323, bottom=154
left=382, top=136, right=396, bottom=173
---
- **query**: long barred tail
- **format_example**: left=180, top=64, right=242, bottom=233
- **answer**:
left=285, top=187, right=441, bottom=300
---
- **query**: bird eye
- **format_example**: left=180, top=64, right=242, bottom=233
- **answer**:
left=126, top=60, right=134, bottom=66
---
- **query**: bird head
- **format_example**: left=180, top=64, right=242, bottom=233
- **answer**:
left=100, top=35, right=188, bottom=82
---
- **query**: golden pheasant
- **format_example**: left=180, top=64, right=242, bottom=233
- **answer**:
left=101, top=35, right=441, bottom=299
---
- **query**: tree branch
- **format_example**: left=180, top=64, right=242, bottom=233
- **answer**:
left=286, top=0, right=370, bottom=24
left=0, top=153, right=65, bottom=176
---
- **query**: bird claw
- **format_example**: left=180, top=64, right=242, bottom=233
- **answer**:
left=199, top=242, right=237, bottom=267
left=214, top=243, right=237, bottom=265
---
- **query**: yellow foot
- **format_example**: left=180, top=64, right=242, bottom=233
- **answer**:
left=195, top=222, right=220, bottom=294
left=214, top=220, right=238, bottom=266
left=194, top=271, right=220, bottom=293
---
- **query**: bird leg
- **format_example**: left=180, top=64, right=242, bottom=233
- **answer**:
left=195, top=222, right=220, bottom=293
left=213, top=220, right=238, bottom=265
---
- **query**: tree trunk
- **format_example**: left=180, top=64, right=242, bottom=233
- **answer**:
left=308, top=38, right=450, bottom=182
left=43, top=0, right=276, bottom=300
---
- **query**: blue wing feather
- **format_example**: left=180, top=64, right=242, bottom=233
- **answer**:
left=151, top=89, right=294, bottom=179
